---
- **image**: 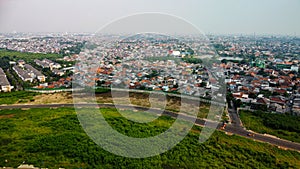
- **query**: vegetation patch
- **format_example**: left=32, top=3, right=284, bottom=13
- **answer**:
left=0, top=114, right=15, bottom=119
left=0, top=108, right=299, bottom=168
left=240, top=110, right=300, bottom=143
left=0, top=49, right=62, bottom=64
left=0, top=91, right=38, bottom=105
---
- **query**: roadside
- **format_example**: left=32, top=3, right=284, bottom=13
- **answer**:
left=239, top=109, right=300, bottom=144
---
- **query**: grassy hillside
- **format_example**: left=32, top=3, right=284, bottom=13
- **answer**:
left=240, top=110, right=300, bottom=143
left=0, top=108, right=299, bottom=168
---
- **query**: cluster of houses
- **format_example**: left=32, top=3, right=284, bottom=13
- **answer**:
left=0, top=67, right=14, bottom=92
left=0, top=33, right=86, bottom=55
left=34, top=77, right=72, bottom=90
left=0, top=58, right=73, bottom=92
left=0, top=55, right=76, bottom=92
left=34, top=59, right=64, bottom=76
left=12, top=60, right=46, bottom=83
left=225, top=59, right=300, bottom=115
left=74, top=35, right=224, bottom=99
left=34, top=59, right=61, bottom=70
left=103, top=59, right=212, bottom=95
left=292, top=94, right=300, bottom=114
left=211, top=35, right=299, bottom=60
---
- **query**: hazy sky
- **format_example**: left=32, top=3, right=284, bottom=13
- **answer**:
left=0, top=0, right=299, bottom=35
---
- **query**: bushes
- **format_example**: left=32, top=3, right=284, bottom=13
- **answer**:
left=39, top=115, right=83, bottom=132
left=240, top=110, right=300, bottom=143
left=249, top=110, right=300, bottom=133
left=262, top=114, right=300, bottom=133
left=0, top=108, right=299, bottom=168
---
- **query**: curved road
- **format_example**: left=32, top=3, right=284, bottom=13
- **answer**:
left=0, top=103, right=300, bottom=152
left=227, top=101, right=300, bottom=152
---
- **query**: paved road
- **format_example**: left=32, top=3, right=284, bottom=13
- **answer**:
left=0, top=103, right=300, bottom=152
left=226, top=101, right=300, bottom=152
left=227, top=101, right=243, bottom=127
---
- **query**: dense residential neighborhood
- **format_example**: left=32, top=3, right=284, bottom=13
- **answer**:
left=0, top=34, right=299, bottom=116
left=224, top=59, right=300, bottom=115
left=0, top=32, right=300, bottom=169
left=0, top=33, right=85, bottom=91
left=2, top=0, right=300, bottom=168
left=1, top=33, right=298, bottom=116
left=0, top=33, right=86, bottom=55
left=74, top=34, right=223, bottom=101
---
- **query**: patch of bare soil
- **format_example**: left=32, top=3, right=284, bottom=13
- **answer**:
left=0, top=114, right=15, bottom=119
left=30, top=92, right=73, bottom=104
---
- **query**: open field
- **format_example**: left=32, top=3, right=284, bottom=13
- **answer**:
left=31, top=92, right=73, bottom=104
left=0, top=108, right=299, bottom=168
left=0, top=92, right=73, bottom=105
left=0, top=91, right=38, bottom=105
left=1, top=91, right=214, bottom=119
left=95, top=92, right=213, bottom=119
left=0, top=49, right=62, bottom=63
left=240, top=110, right=300, bottom=143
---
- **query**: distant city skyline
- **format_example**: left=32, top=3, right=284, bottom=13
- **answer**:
left=0, top=0, right=299, bottom=35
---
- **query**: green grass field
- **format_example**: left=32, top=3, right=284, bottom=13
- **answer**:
left=0, top=108, right=299, bottom=168
left=0, top=49, right=62, bottom=62
left=240, top=110, right=300, bottom=143
left=0, top=91, right=38, bottom=105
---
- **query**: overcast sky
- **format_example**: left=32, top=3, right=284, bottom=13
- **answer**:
left=0, top=0, right=299, bottom=35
